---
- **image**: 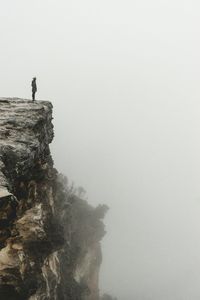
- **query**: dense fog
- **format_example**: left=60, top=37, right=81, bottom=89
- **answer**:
left=1, top=0, right=200, bottom=299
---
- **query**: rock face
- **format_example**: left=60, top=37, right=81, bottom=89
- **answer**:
left=0, top=98, right=107, bottom=300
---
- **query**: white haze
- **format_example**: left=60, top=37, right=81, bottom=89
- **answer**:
left=1, top=1, right=200, bottom=299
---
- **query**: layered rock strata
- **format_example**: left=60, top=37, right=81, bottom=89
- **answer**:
left=0, top=98, right=107, bottom=300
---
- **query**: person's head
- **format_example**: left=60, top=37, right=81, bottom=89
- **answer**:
left=33, top=77, right=36, bottom=81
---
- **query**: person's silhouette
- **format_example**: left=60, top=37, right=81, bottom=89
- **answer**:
left=31, top=77, right=37, bottom=101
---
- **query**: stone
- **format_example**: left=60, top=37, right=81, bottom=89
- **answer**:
left=0, top=98, right=106, bottom=300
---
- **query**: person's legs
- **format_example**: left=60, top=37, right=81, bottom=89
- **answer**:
left=32, top=92, right=35, bottom=101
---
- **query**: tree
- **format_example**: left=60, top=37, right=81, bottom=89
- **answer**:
left=101, top=293, right=118, bottom=300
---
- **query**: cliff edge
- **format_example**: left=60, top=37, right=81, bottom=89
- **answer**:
left=0, top=98, right=107, bottom=300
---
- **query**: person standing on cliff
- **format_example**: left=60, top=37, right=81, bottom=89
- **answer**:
left=31, top=77, right=37, bottom=101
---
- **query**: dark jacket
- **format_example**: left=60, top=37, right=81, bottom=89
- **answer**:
left=32, top=79, right=37, bottom=92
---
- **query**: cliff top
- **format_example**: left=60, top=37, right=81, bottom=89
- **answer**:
left=0, top=98, right=54, bottom=192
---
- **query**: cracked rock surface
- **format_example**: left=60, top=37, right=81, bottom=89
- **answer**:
left=0, top=98, right=106, bottom=300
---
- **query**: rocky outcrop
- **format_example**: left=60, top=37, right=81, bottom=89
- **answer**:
left=0, top=98, right=107, bottom=300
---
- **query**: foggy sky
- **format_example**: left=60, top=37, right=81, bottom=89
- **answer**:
left=1, top=1, right=200, bottom=299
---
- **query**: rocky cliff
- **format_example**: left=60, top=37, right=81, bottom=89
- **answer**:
left=0, top=98, right=107, bottom=300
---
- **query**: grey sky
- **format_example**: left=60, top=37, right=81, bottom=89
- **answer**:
left=1, top=1, right=200, bottom=299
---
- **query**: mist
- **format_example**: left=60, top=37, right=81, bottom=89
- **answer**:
left=1, top=0, right=200, bottom=299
